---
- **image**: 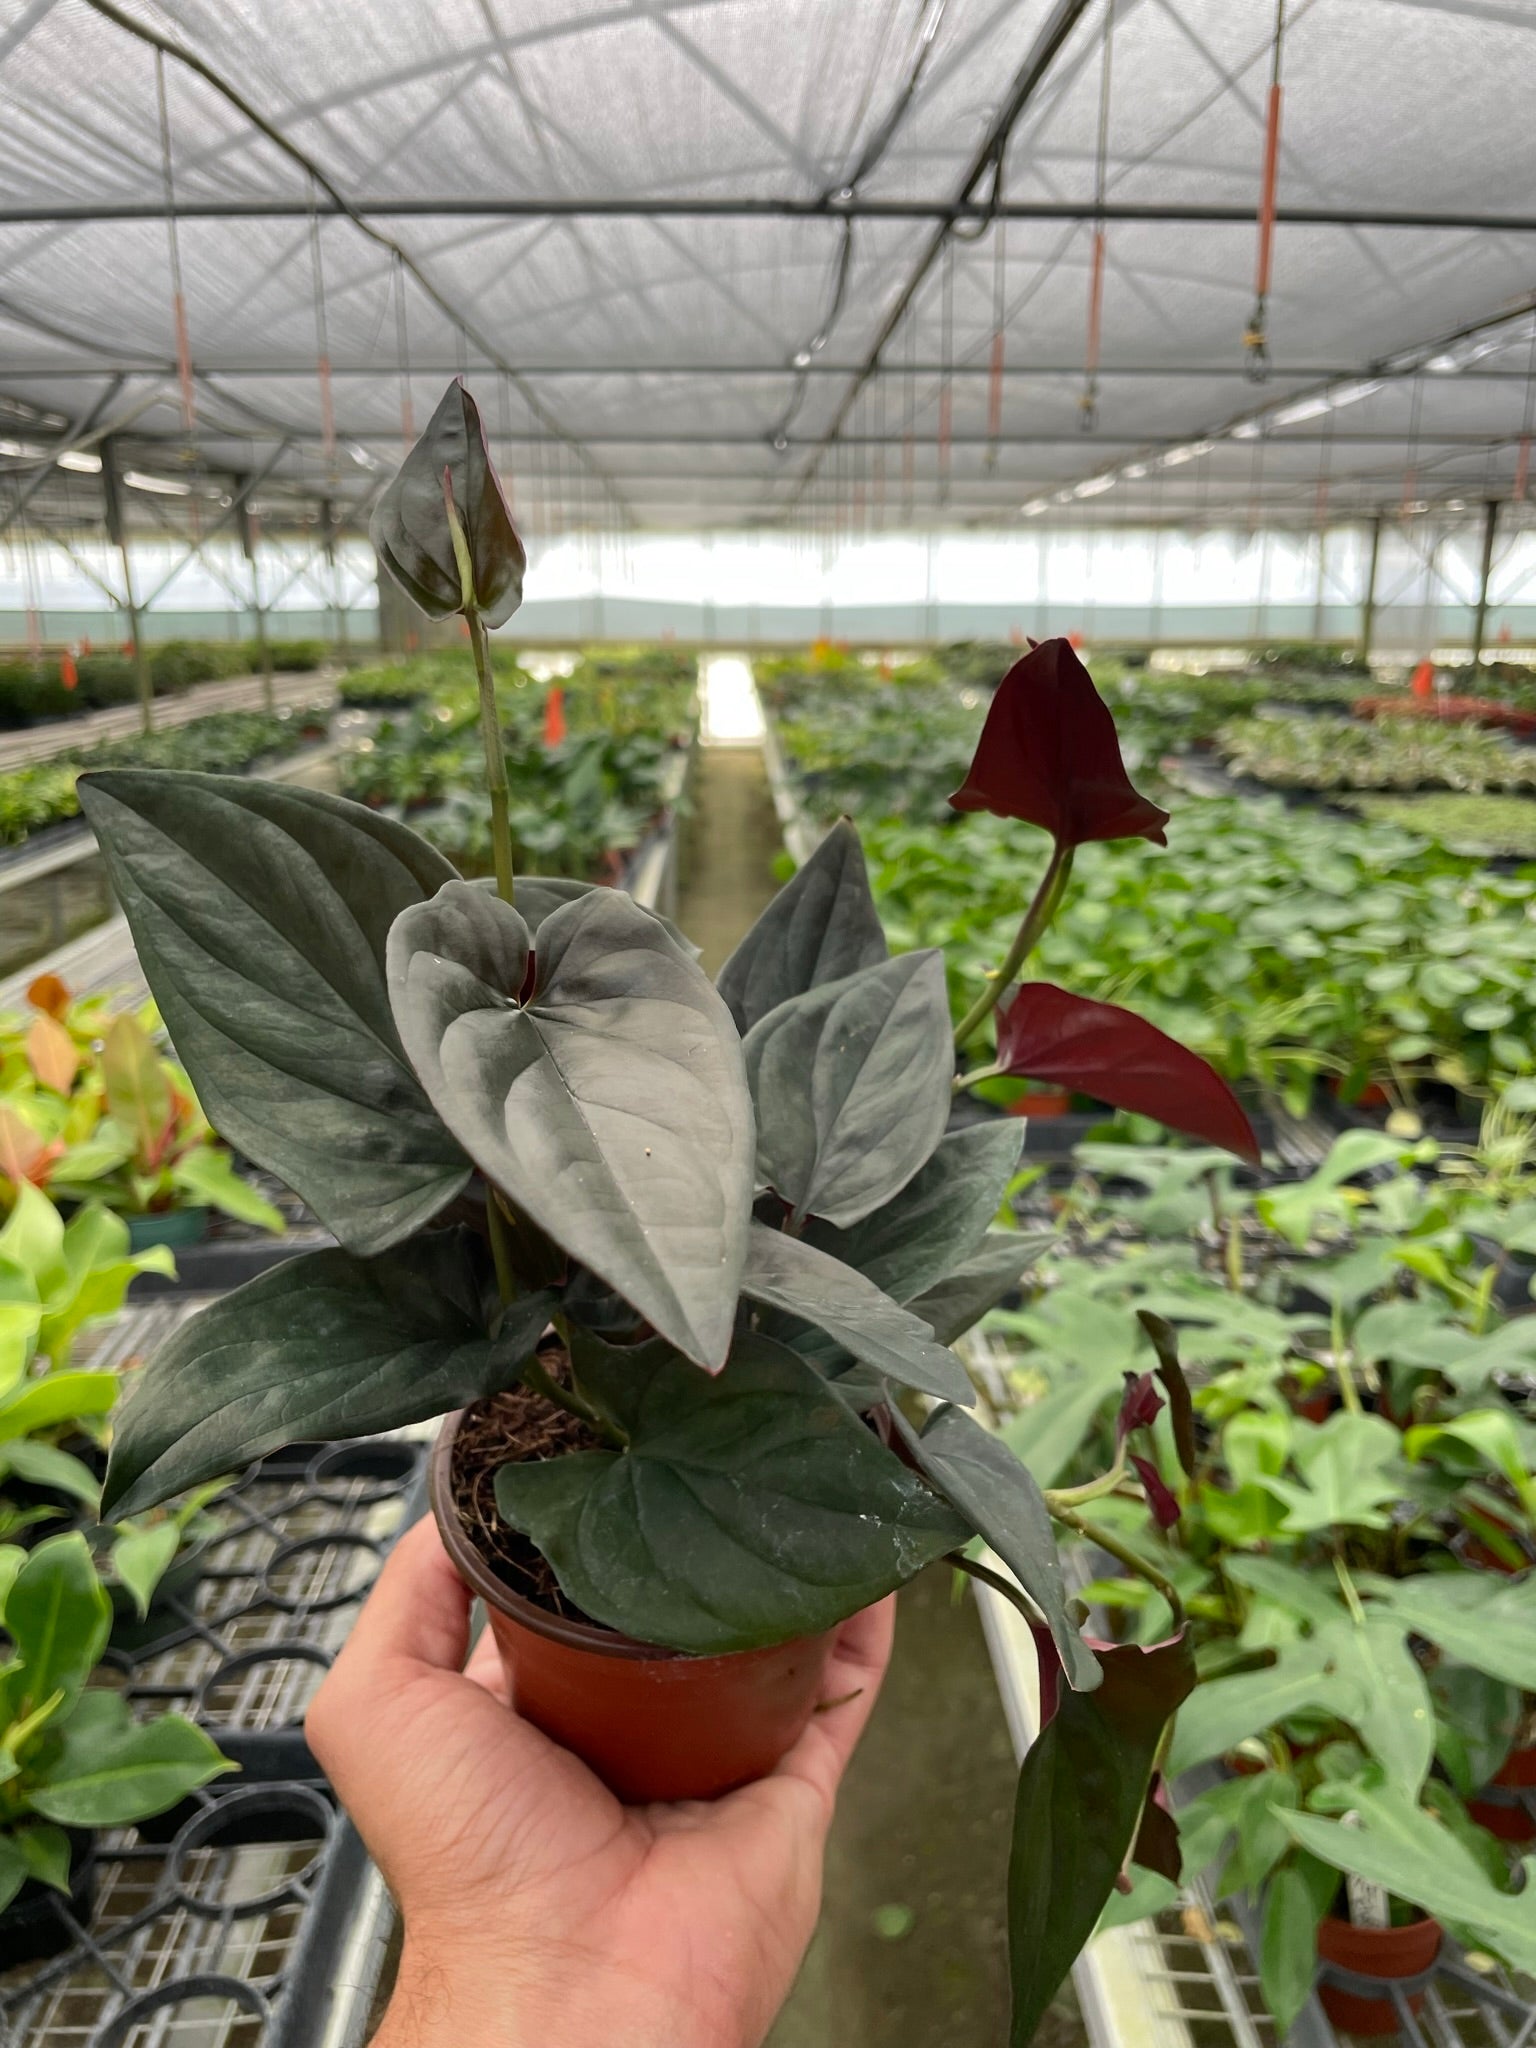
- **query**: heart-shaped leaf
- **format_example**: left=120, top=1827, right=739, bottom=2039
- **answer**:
left=474, top=875, right=699, bottom=956
left=77, top=771, right=469, bottom=1256
left=717, top=820, right=888, bottom=1034
left=104, top=1230, right=554, bottom=1518
left=806, top=1122, right=1026, bottom=1303
left=745, top=952, right=952, bottom=1228
left=1007, top=1634, right=1195, bottom=2046
left=950, top=638, right=1169, bottom=848
left=994, top=983, right=1259, bottom=1163
left=905, top=1231, right=1051, bottom=1343
left=388, top=881, right=754, bottom=1372
left=894, top=1404, right=1098, bottom=1693
left=493, top=1329, right=971, bottom=1653
left=740, top=1221, right=972, bottom=1404
left=370, top=378, right=525, bottom=626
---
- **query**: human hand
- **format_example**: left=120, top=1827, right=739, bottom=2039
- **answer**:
left=306, top=1516, right=895, bottom=2048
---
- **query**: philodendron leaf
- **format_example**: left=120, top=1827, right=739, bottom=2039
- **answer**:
left=806, top=1121, right=1025, bottom=1303
left=1007, top=1634, right=1195, bottom=2046
left=77, top=771, right=469, bottom=1257
left=475, top=874, right=699, bottom=956
left=1362, top=1573, right=1536, bottom=1692
left=31, top=1690, right=232, bottom=1828
left=894, top=1403, right=1099, bottom=1694
left=740, top=1222, right=972, bottom=1404
left=717, top=820, right=888, bottom=1035
left=493, top=1330, right=970, bottom=1654
left=745, top=951, right=952, bottom=1229
left=4, top=1533, right=110, bottom=1711
left=104, top=1230, right=554, bottom=1518
left=370, top=377, right=526, bottom=627
left=388, top=881, right=754, bottom=1373
left=905, top=1231, right=1052, bottom=1345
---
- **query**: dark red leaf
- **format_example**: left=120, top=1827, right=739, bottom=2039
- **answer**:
left=1131, top=1777, right=1182, bottom=1883
left=949, top=637, right=1169, bottom=848
left=995, top=982, right=1260, bottom=1165
left=1137, top=1311, right=1197, bottom=1477
left=1117, top=1370, right=1164, bottom=1449
left=1130, top=1455, right=1182, bottom=1530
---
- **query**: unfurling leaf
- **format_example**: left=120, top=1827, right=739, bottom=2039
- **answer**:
left=493, top=1330, right=970, bottom=1653
left=992, top=983, right=1258, bottom=1163
left=370, top=379, right=525, bottom=626
left=1007, top=1633, right=1196, bottom=2045
left=1137, top=1310, right=1196, bottom=1477
left=949, top=639, right=1169, bottom=848
left=387, top=880, right=754, bottom=1372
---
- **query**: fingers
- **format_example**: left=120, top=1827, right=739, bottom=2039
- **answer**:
left=772, top=1594, right=897, bottom=1808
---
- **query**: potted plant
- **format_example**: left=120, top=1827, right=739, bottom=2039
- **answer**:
left=79, top=380, right=1271, bottom=2042
left=1, top=977, right=285, bottom=1244
left=0, top=1531, right=231, bottom=1965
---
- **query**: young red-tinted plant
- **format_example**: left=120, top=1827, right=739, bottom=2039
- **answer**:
left=80, top=382, right=1234, bottom=2044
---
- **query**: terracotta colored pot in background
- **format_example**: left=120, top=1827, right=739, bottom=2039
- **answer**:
left=1316, top=1913, right=1442, bottom=2036
left=430, top=1408, right=844, bottom=1803
left=1470, top=1743, right=1536, bottom=1844
left=1008, top=1087, right=1073, bottom=1120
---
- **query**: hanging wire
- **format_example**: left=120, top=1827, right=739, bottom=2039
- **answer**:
left=985, top=202, right=1007, bottom=472
left=308, top=177, right=338, bottom=480
left=1514, top=320, right=1536, bottom=506
left=1400, top=373, right=1425, bottom=517
left=902, top=307, right=917, bottom=523
left=392, top=253, right=416, bottom=454
left=498, top=373, right=515, bottom=518
left=1244, top=0, right=1286, bottom=380
left=1080, top=0, right=1116, bottom=432
left=938, top=241, right=954, bottom=508
left=154, top=48, right=196, bottom=441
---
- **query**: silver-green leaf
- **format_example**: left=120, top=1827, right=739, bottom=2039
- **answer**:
left=717, top=819, right=888, bottom=1034
left=370, top=378, right=525, bottom=626
left=388, top=881, right=755, bottom=1372
left=77, top=771, right=469, bottom=1256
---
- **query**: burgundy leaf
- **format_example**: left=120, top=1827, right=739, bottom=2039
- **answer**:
left=948, top=637, right=1169, bottom=847
left=1131, top=1776, right=1182, bottom=1883
left=1130, top=1455, right=1182, bottom=1530
left=1137, top=1311, right=1197, bottom=1478
left=1117, top=1370, right=1164, bottom=1449
left=995, top=982, right=1260, bottom=1164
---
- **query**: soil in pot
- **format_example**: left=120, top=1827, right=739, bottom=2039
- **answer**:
left=0, top=1828, right=95, bottom=1969
left=432, top=1382, right=849, bottom=1805
left=1316, top=1910, right=1442, bottom=2036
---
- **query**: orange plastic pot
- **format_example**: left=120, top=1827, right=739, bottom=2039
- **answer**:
left=1470, top=1743, right=1536, bottom=1845
left=1316, top=1913, right=1442, bottom=2036
left=430, top=1409, right=843, bottom=1803
left=1008, top=1087, right=1073, bottom=1120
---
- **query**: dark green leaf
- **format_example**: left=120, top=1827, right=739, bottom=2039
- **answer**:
left=1007, top=1634, right=1195, bottom=2046
left=32, top=1691, right=232, bottom=1828
left=806, top=1123, right=1025, bottom=1303
left=906, top=1231, right=1051, bottom=1344
left=3, top=1534, right=109, bottom=1713
left=15, top=1821, right=71, bottom=1895
left=1137, top=1311, right=1196, bottom=1477
left=77, top=771, right=468, bottom=1256
left=1260, top=1865, right=1324, bottom=2038
left=740, top=1222, right=972, bottom=1403
left=493, top=1329, right=970, bottom=1653
left=895, top=1403, right=1099, bottom=1693
left=370, top=378, right=525, bottom=626
left=388, top=881, right=754, bottom=1371
left=745, top=952, right=953, bottom=1228
left=717, top=820, right=888, bottom=1034
left=104, top=1231, right=553, bottom=1518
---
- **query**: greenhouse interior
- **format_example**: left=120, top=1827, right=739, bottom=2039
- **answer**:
left=3, top=1, right=1536, bottom=2044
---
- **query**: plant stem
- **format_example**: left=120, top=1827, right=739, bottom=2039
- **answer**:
left=953, top=841, right=1074, bottom=1052
left=486, top=1189, right=517, bottom=1304
left=1050, top=1502, right=1185, bottom=1630
left=1046, top=1458, right=1127, bottom=1511
left=467, top=609, right=516, bottom=906
left=948, top=1551, right=1048, bottom=1629
left=522, top=1355, right=625, bottom=1448
left=1333, top=1301, right=1362, bottom=1415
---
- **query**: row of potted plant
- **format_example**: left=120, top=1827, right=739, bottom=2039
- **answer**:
left=986, top=1126, right=1536, bottom=2030
left=0, top=702, right=330, bottom=847
left=0, top=638, right=330, bottom=726
left=1215, top=707, right=1536, bottom=797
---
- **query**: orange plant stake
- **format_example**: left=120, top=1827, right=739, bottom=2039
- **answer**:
left=544, top=685, right=567, bottom=749
left=1411, top=659, right=1435, bottom=700
left=60, top=650, right=78, bottom=692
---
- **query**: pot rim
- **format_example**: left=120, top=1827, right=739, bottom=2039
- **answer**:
left=429, top=1405, right=690, bottom=1664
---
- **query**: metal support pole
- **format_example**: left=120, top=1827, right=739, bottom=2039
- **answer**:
left=1471, top=497, right=1500, bottom=669
left=1359, top=513, right=1384, bottom=664
left=237, top=495, right=273, bottom=711
left=101, top=438, right=154, bottom=734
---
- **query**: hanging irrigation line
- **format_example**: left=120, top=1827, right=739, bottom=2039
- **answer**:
left=77, top=0, right=630, bottom=526
left=307, top=176, right=337, bottom=479
left=1244, top=0, right=1287, bottom=380
left=1079, top=0, right=1116, bottom=432
left=153, top=47, right=196, bottom=439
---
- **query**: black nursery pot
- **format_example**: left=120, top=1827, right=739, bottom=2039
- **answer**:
left=0, top=1829, right=96, bottom=1969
